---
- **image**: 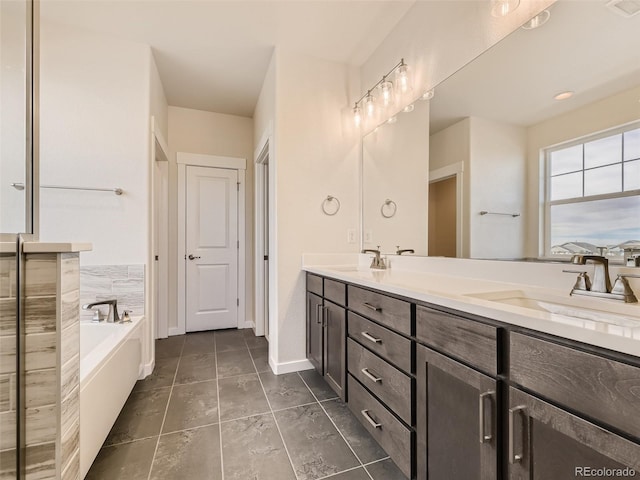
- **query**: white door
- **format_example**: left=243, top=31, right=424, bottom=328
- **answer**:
left=185, top=166, right=238, bottom=331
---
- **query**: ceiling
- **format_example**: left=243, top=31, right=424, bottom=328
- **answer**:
left=429, top=0, right=640, bottom=133
left=40, top=0, right=415, bottom=117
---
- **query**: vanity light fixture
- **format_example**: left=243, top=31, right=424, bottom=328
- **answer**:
left=491, top=0, right=520, bottom=17
left=521, top=9, right=550, bottom=29
left=554, top=91, right=574, bottom=100
left=351, top=58, right=411, bottom=127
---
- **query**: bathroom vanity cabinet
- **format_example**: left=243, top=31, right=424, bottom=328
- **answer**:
left=305, top=271, right=640, bottom=480
left=306, top=274, right=346, bottom=398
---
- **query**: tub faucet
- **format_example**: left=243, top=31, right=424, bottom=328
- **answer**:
left=82, top=299, right=120, bottom=323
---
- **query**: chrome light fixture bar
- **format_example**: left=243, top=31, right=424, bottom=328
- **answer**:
left=352, top=58, right=410, bottom=127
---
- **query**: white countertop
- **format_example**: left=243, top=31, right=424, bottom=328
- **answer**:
left=303, top=261, right=640, bottom=359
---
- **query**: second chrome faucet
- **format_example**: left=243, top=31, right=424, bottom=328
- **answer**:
left=565, top=255, right=638, bottom=303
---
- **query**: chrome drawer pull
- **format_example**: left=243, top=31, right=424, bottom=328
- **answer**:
left=361, top=331, right=382, bottom=344
left=361, top=409, right=382, bottom=429
left=361, top=368, right=382, bottom=383
left=363, top=302, right=381, bottom=312
left=478, top=390, right=494, bottom=443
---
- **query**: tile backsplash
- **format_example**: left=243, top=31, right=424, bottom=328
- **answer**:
left=80, top=265, right=145, bottom=321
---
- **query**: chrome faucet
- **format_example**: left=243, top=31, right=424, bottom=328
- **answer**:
left=362, top=247, right=386, bottom=270
left=565, top=255, right=638, bottom=303
left=82, top=299, right=120, bottom=323
left=396, top=246, right=414, bottom=255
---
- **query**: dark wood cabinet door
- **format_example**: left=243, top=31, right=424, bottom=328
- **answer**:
left=417, top=345, right=497, bottom=480
left=323, top=300, right=345, bottom=398
left=508, top=387, right=640, bottom=480
left=307, top=292, right=323, bottom=374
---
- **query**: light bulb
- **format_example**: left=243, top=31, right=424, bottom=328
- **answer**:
left=379, top=78, right=394, bottom=107
left=353, top=104, right=362, bottom=127
left=395, top=62, right=411, bottom=94
left=364, top=92, right=376, bottom=118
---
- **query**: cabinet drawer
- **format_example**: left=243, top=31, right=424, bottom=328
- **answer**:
left=347, top=375, right=412, bottom=479
left=347, top=339, right=412, bottom=424
left=306, top=273, right=323, bottom=296
left=348, top=286, right=411, bottom=335
left=348, top=312, right=412, bottom=373
left=416, top=305, right=498, bottom=376
left=510, top=333, right=640, bottom=439
left=324, top=278, right=346, bottom=306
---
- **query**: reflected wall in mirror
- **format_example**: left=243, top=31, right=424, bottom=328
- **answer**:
left=0, top=0, right=33, bottom=234
left=363, top=0, right=640, bottom=261
left=362, top=99, right=429, bottom=255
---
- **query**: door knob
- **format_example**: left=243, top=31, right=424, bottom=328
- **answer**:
left=188, top=254, right=201, bottom=260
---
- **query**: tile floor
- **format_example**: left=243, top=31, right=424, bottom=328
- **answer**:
left=86, top=329, right=409, bottom=480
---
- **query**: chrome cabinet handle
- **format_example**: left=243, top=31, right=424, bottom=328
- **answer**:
left=316, top=304, right=322, bottom=324
left=509, top=406, right=526, bottom=464
left=361, top=332, right=382, bottom=344
left=478, top=390, right=494, bottom=443
left=361, top=409, right=382, bottom=429
left=322, top=306, right=329, bottom=327
left=188, top=254, right=201, bottom=260
left=361, top=368, right=382, bottom=383
left=362, top=302, right=381, bottom=312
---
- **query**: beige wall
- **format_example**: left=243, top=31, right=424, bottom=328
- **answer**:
left=167, top=106, right=254, bottom=333
left=429, top=176, right=457, bottom=257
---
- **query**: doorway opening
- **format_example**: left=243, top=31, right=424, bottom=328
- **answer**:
left=428, top=162, right=464, bottom=257
left=255, top=140, right=270, bottom=339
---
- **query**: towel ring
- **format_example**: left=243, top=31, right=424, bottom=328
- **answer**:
left=322, top=195, right=341, bottom=216
left=381, top=199, right=397, bottom=218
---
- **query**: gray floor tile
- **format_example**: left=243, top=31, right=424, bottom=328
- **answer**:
left=221, top=413, right=296, bottom=480
left=259, top=371, right=316, bottom=410
left=245, top=334, right=268, bottom=350
left=162, top=380, right=219, bottom=434
left=218, top=374, right=270, bottom=421
left=322, top=399, right=387, bottom=464
left=299, top=369, right=339, bottom=401
left=217, top=348, right=256, bottom=378
left=215, top=329, right=248, bottom=353
left=249, top=347, right=271, bottom=373
left=150, top=424, right=222, bottom=480
left=182, top=331, right=215, bottom=356
left=365, top=458, right=408, bottom=480
left=133, top=356, right=178, bottom=392
left=325, top=467, right=371, bottom=480
left=86, top=437, right=157, bottom=480
left=105, top=388, right=170, bottom=445
left=155, top=336, right=184, bottom=359
left=275, top=403, right=359, bottom=480
left=175, top=353, right=216, bottom=385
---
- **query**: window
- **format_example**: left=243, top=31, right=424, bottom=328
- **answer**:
left=544, top=123, right=640, bottom=261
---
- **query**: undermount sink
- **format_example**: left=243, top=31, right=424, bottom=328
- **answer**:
left=466, top=290, right=640, bottom=328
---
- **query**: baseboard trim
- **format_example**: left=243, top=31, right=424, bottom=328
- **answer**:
left=269, top=357, right=314, bottom=375
left=140, top=358, right=155, bottom=379
left=168, top=327, right=183, bottom=337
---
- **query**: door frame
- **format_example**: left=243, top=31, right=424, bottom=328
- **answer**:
left=253, top=127, right=273, bottom=338
left=176, top=152, right=247, bottom=335
left=429, top=162, right=464, bottom=258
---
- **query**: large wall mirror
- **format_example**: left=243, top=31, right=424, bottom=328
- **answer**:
left=0, top=0, right=35, bottom=236
left=362, top=0, right=640, bottom=261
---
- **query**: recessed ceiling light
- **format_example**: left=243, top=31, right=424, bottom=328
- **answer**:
left=421, top=89, right=435, bottom=100
left=522, top=9, right=550, bottom=29
left=387, top=116, right=398, bottom=124
left=403, top=104, right=415, bottom=113
left=491, top=0, right=520, bottom=17
left=554, top=91, right=574, bottom=101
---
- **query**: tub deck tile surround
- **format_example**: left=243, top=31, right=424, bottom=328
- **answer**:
left=79, top=264, right=145, bottom=321
left=87, top=330, right=408, bottom=480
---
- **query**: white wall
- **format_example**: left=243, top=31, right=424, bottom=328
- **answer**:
left=167, top=106, right=254, bottom=333
left=525, top=84, right=640, bottom=257
left=469, top=117, right=526, bottom=259
left=39, top=21, right=151, bottom=266
left=150, top=56, right=168, bottom=141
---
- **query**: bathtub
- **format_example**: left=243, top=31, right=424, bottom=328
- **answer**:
left=79, top=317, right=144, bottom=478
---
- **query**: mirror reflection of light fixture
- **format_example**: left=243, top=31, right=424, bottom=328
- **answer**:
left=403, top=104, right=415, bottom=113
left=351, top=58, right=411, bottom=127
left=387, top=116, right=398, bottom=124
left=521, top=9, right=550, bottom=29
left=420, top=89, right=435, bottom=100
left=491, top=0, right=520, bottom=17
